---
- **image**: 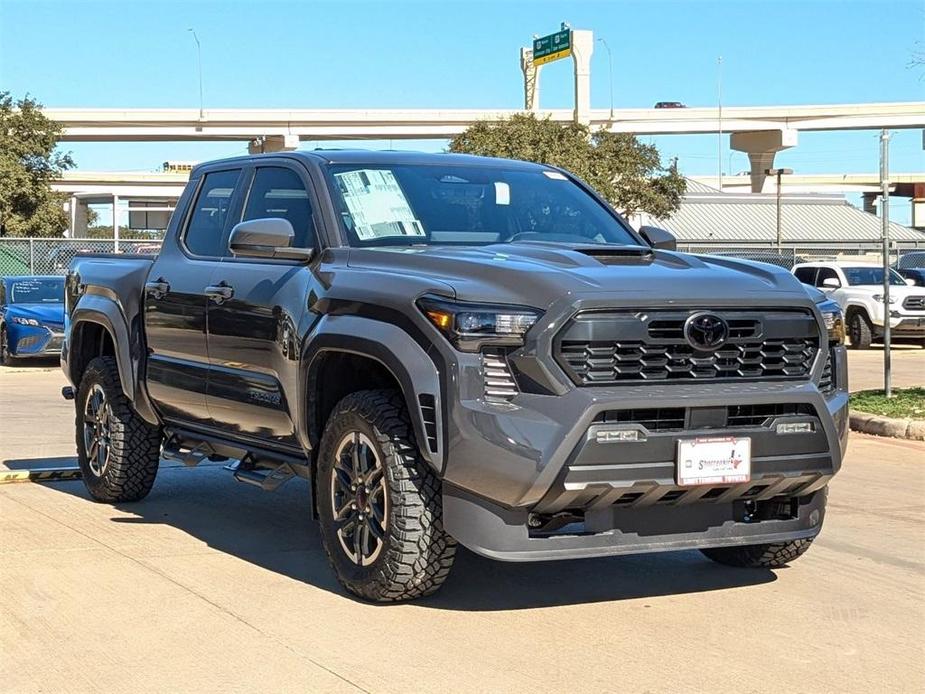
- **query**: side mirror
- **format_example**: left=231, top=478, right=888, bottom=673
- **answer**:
left=229, top=218, right=313, bottom=261
left=905, top=278, right=915, bottom=286
left=822, top=277, right=841, bottom=289
left=638, top=225, right=677, bottom=251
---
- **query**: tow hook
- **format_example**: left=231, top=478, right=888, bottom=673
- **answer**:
left=61, top=386, right=75, bottom=401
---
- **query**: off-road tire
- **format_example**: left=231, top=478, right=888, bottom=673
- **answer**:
left=75, top=356, right=162, bottom=502
left=847, top=310, right=873, bottom=350
left=0, top=326, right=17, bottom=365
left=700, top=538, right=814, bottom=568
left=317, top=389, right=456, bottom=602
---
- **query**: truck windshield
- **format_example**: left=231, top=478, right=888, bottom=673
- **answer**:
left=327, top=164, right=639, bottom=248
left=842, top=267, right=906, bottom=286
left=10, top=278, right=64, bottom=304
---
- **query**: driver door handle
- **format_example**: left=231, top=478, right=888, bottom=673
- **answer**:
left=144, top=278, right=170, bottom=299
left=204, top=282, right=234, bottom=304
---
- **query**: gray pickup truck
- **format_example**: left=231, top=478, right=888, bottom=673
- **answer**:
left=63, top=150, right=849, bottom=601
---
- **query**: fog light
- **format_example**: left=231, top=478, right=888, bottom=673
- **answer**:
left=596, top=429, right=642, bottom=443
left=776, top=422, right=814, bottom=434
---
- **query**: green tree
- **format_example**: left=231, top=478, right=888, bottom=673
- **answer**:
left=0, top=92, right=74, bottom=237
left=449, top=113, right=686, bottom=218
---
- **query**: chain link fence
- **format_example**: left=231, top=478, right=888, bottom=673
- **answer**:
left=0, top=238, right=163, bottom=277
left=0, top=238, right=922, bottom=278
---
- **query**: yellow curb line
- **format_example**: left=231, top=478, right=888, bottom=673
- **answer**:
left=0, top=468, right=82, bottom=484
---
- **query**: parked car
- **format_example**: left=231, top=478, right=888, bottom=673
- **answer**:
left=792, top=261, right=925, bottom=349
left=897, top=267, right=925, bottom=286
left=63, top=151, right=848, bottom=601
left=0, top=275, right=66, bottom=364
left=711, top=250, right=806, bottom=270
left=654, top=101, right=686, bottom=109
left=896, top=250, right=925, bottom=271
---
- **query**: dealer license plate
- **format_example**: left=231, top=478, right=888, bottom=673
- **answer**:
left=676, top=436, right=751, bottom=487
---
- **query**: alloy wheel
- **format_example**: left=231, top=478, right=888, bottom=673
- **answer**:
left=83, top=383, right=112, bottom=476
left=330, top=431, right=389, bottom=566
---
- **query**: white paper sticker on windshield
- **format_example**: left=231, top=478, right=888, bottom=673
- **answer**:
left=494, top=181, right=510, bottom=205
left=334, top=169, right=425, bottom=240
left=543, top=171, right=567, bottom=180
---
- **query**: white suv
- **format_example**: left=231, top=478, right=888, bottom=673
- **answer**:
left=792, top=262, right=925, bottom=349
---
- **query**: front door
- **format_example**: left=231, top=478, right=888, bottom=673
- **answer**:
left=144, top=167, right=243, bottom=426
left=205, top=164, right=320, bottom=448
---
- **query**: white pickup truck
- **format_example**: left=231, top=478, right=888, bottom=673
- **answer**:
left=793, top=262, right=925, bottom=349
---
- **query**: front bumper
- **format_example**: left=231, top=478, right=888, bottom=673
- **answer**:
left=883, top=316, right=925, bottom=337
left=441, top=346, right=849, bottom=561
left=9, top=324, right=63, bottom=357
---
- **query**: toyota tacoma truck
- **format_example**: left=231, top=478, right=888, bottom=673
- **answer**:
left=62, top=151, right=849, bottom=601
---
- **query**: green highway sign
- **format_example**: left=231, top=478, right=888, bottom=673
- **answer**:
left=532, top=29, right=571, bottom=66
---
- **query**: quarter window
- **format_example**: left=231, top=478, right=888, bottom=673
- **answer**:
left=184, top=169, right=241, bottom=257
left=793, top=267, right=817, bottom=285
left=243, top=167, right=315, bottom=249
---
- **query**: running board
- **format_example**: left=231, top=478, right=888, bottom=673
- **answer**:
left=224, top=459, right=296, bottom=492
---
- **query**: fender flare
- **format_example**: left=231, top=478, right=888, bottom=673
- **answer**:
left=301, top=314, right=445, bottom=472
left=68, top=295, right=159, bottom=425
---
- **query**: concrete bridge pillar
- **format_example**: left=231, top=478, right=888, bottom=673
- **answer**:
left=731, top=129, right=798, bottom=193
left=248, top=134, right=300, bottom=155
left=570, top=30, right=594, bottom=125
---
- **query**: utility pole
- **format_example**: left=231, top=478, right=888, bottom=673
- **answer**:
left=880, top=129, right=892, bottom=397
left=188, top=29, right=204, bottom=121
left=766, top=167, right=792, bottom=250
left=717, top=56, right=723, bottom=190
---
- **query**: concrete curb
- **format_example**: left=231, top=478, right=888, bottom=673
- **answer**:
left=849, top=410, right=925, bottom=441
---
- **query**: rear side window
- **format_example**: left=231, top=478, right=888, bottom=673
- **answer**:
left=184, top=169, right=241, bottom=257
left=793, top=267, right=817, bottom=285
left=243, top=167, right=316, bottom=249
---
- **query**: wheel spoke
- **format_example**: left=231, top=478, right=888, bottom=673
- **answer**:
left=333, top=498, right=355, bottom=521
left=333, top=464, right=353, bottom=489
left=365, top=466, right=383, bottom=488
left=353, top=521, right=365, bottom=559
left=350, top=433, right=361, bottom=478
left=367, top=516, right=385, bottom=540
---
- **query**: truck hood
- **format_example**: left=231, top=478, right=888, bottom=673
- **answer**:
left=346, top=243, right=815, bottom=309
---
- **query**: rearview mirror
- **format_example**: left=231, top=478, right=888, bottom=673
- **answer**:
left=229, top=218, right=313, bottom=261
left=638, top=226, right=677, bottom=251
left=822, top=277, right=841, bottom=289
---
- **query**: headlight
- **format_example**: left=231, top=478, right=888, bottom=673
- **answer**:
left=11, top=317, right=40, bottom=326
left=872, top=294, right=898, bottom=304
left=417, top=296, right=541, bottom=352
left=817, top=299, right=844, bottom=345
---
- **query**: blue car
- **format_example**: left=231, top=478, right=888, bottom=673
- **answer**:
left=0, top=276, right=66, bottom=364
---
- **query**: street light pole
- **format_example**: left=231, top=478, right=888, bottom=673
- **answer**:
left=766, top=167, right=793, bottom=251
left=717, top=56, right=723, bottom=190
left=597, top=38, right=614, bottom=121
left=880, top=129, right=892, bottom=397
left=188, top=28, right=204, bottom=121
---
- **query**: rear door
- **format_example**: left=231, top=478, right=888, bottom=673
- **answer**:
left=144, top=167, right=244, bottom=426
left=205, top=163, right=322, bottom=448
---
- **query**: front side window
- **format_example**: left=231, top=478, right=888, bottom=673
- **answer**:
left=243, top=167, right=315, bottom=249
left=815, top=267, right=840, bottom=287
left=9, top=278, right=64, bottom=304
left=842, top=267, right=906, bottom=286
left=184, top=169, right=241, bottom=257
left=327, top=164, right=639, bottom=248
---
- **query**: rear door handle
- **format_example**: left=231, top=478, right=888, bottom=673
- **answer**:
left=144, top=278, right=170, bottom=299
left=204, top=283, right=234, bottom=304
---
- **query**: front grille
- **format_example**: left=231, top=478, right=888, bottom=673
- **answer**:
left=819, top=352, right=835, bottom=394
left=594, top=403, right=816, bottom=431
left=903, top=295, right=925, bottom=311
left=481, top=349, right=518, bottom=402
left=555, top=309, right=819, bottom=385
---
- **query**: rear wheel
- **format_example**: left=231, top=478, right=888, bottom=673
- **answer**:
left=317, top=389, right=456, bottom=602
left=847, top=310, right=873, bottom=350
left=700, top=538, right=814, bottom=568
left=75, top=356, right=162, bottom=502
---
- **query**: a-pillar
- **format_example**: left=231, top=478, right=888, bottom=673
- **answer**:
left=248, top=134, right=300, bottom=155
left=570, top=30, right=594, bottom=125
left=520, top=47, right=542, bottom=111
left=730, top=129, right=798, bottom=193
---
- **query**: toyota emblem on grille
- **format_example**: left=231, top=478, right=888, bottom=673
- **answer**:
left=684, top=313, right=729, bottom=351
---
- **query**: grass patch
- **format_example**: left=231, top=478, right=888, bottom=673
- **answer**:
left=851, top=387, right=925, bottom=419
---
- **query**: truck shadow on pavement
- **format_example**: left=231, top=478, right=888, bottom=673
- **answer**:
left=45, top=463, right=777, bottom=610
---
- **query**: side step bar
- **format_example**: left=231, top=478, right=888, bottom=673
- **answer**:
left=224, top=459, right=296, bottom=493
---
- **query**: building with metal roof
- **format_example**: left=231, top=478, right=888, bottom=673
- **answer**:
left=645, top=182, right=924, bottom=244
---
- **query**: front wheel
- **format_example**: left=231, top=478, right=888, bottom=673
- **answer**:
left=847, top=311, right=873, bottom=350
left=317, top=390, right=456, bottom=602
left=0, top=327, right=17, bottom=366
left=75, top=356, right=162, bottom=502
left=700, top=538, right=814, bottom=568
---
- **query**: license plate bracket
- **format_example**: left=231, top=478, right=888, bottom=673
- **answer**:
left=676, top=436, right=751, bottom=487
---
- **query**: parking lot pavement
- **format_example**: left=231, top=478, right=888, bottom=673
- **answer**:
left=1, top=365, right=924, bottom=692
left=845, top=344, right=924, bottom=392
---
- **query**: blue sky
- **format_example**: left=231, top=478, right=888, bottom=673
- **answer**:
left=1, top=0, right=923, bottom=222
